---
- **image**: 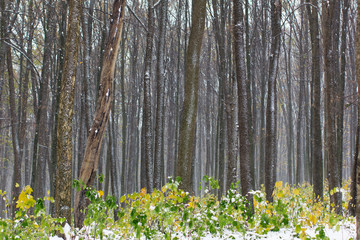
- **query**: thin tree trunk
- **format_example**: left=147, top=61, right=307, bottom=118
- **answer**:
left=7, top=46, right=21, bottom=216
left=142, top=0, right=155, bottom=192
left=355, top=1, right=360, bottom=237
left=337, top=0, right=349, bottom=185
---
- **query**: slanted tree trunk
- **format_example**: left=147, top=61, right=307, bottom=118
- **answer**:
left=176, top=0, right=206, bottom=194
left=233, top=0, right=253, bottom=200
left=74, top=0, right=125, bottom=227
left=55, top=0, right=82, bottom=224
left=265, top=0, right=281, bottom=203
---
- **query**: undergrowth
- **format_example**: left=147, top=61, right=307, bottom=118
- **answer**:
left=0, top=177, right=355, bottom=239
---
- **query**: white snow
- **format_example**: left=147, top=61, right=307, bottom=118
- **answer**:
left=51, top=221, right=356, bottom=240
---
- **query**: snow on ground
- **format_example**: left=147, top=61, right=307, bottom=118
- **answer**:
left=49, top=221, right=356, bottom=240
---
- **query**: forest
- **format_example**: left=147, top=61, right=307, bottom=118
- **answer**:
left=0, top=0, right=360, bottom=239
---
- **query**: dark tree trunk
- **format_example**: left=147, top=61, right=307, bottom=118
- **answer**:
left=306, top=0, right=323, bottom=201
left=212, top=0, right=226, bottom=198
left=322, top=0, right=342, bottom=214
left=265, top=0, right=281, bottom=203
left=233, top=0, right=253, bottom=201
left=34, top=0, right=56, bottom=200
left=7, top=46, right=21, bottom=216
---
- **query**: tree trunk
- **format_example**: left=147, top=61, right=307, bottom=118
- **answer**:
left=7, top=46, right=21, bottom=216
left=74, top=0, right=125, bottom=227
left=337, top=0, right=349, bottom=185
left=306, top=0, right=323, bottom=201
left=55, top=0, right=82, bottom=225
left=212, top=0, right=227, bottom=198
left=265, top=0, right=281, bottom=203
left=322, top=0, right=342, bottom=214
left=154, top=0, right=168, bottom=190
left=355, top=0, right=360, bottom=237
left=176, top=0, right=206, bottom=194
left=259, top=0, right=268, bottom=187
left=296, top=6, right=305, bottom=184
left=141, top=0, right=155, bottom=192
left=233, top=0, right=253, bottom=200
left=34, top=0, right=56, bottom=200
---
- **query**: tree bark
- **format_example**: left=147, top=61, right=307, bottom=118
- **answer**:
left=322, top=0, right=342, bottom=214
left=7, top=46, right=21, bottom=217
left=355, top=0, right=360, bottom=237
left=55, top=0, right=82, bottom=224
left=34, top=0, right=56, bottom=200
left=233, top=0, right=253, bottom=200
left=141, top=0, right=155, bottom=192
left=265, top=0, right=281, bottom=203
left=154, top=0, right=168, bottom=190
left=306, top=0, right=323, bottom=201
left=176, top=0, right=206, bottom=194
left=74, top=0, right=125, bottom=227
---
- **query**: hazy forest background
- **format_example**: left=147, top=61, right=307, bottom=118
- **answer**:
left=0, top=0, right=358, bottom=226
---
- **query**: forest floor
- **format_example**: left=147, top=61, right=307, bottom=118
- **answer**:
left=51, top=220, right=355, bottom=239
left=3, top=178, right=357, bottom=240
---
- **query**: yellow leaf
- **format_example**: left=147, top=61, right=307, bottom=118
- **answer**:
left=15, top=183, right=19, bottom=188
left=140, top=188, right=146, bottom=197
left=16, top=185, right=35, bottom=210
left=275, top=181, right=283, bottom=188
left=293, top=188, right=300, bottom=196
left=277, top=191, right=284, bottom=198
left=98, top=190, right=104, bottom=197
left=188, top=196, right=195, bottom=209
